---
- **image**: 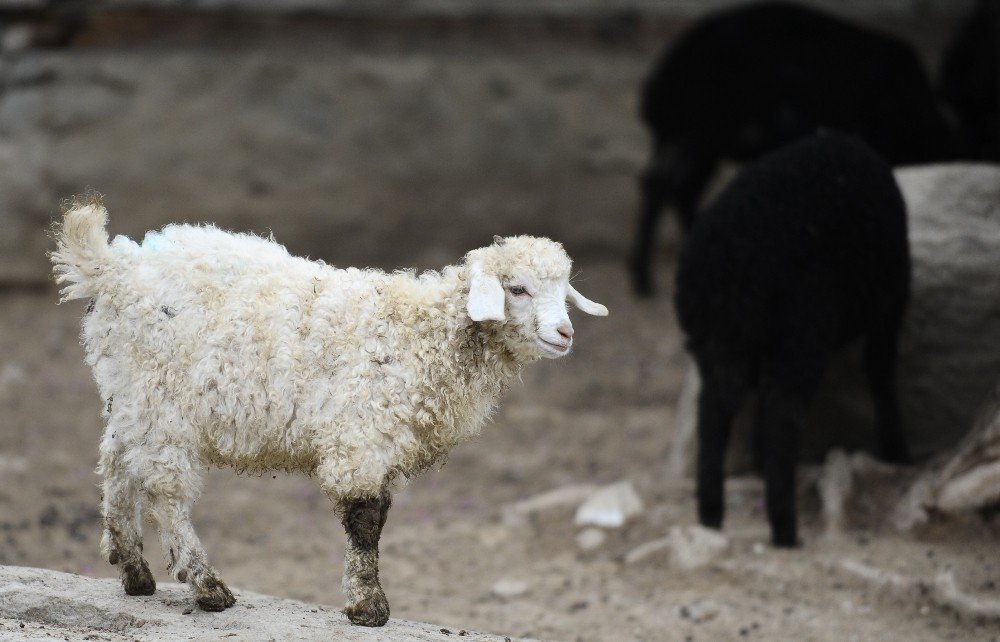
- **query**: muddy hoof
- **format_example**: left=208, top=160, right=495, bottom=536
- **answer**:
left=196, top=581, right=237, bottom=612
left=344, top=591, right=390, bottom=627
left=121, top=560, right=156, bottom=596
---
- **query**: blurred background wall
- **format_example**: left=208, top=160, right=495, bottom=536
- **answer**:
left=0, top=0, right=976, bottom=283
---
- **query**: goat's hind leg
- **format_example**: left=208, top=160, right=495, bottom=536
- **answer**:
left=758, top=346, right=826, bottom=548
left=696, top=358, right=752, bottom=530
left=340, top=489, right=392, bottom=627
left=631, top=143, right=718, bottom=295
left=100, top=452, right=155, bottom=596
left=756, top=382, right=805, bottom=548
left=864, top=311, right=909, bottom=464
left=143, top=446, right=235, bottom=611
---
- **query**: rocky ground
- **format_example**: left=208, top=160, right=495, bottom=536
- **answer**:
left=0, top=566, right=532, bottom=641
left=2, top=251, right=999, bottom=641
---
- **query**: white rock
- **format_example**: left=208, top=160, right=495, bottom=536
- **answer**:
left=679, top=599, right=719, bottom=623
left=668, top=525, right=729, bottom=570
left=896, top=379, right=1000, bottom=528
left=575, top=527, right=607, bottom=551
left=821, top=165, right=1000, bottom=457
left=490, top=578, right=530, bottom=600
left=624, top=537, right=672, bottom=565
left=573, top=481, right=643, bottom=528
left=0, top=565, right=530, bottom=641
left=502, top=483, right=599, bottom=527
left=624, top=525, right=729, bottom=569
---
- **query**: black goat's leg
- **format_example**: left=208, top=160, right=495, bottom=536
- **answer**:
left=696, top=364, right=750, bottom=530
left=630, top=145, right=674, bottom=297
left=756, top=383, right=805, bottom=548
left=631, top=143, right=719, bottom=295
left=864, top=314, right=909, bottom=464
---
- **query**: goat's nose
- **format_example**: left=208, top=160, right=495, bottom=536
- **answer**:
left=557, top=323, right=574, bottom=340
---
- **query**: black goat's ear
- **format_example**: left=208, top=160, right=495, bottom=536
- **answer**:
left=493, top=235, right=505, bottom=245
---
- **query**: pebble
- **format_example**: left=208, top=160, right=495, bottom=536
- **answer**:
left=490, top=578, right=530, bottom=599
left=668, top=525, right=729, bottom=570
left=576, top=527, right=606, bottom=551
left=679, top=600, right=719, bottom=623
left=502, top=484, right=599, bottom=527
left=624, top=525, right=729, bottom=569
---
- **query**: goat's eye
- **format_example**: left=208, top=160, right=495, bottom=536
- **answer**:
left=508, top=285, right=529, bottom=296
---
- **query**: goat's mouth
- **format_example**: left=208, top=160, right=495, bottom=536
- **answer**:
left=537, top=337, right=571, bottom=356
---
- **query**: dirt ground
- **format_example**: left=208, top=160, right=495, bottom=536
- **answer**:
left=2, top=236, right=999, bottom=641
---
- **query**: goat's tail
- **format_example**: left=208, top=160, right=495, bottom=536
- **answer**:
left=49, top=193, right=114, bottom=303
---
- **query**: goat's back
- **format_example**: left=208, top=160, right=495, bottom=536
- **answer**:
left=642, top=2, right=951, bottom=164
left=675, top=133, right=910, bottom=356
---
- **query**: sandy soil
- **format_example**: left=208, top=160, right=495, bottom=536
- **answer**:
left=1, top=238, right=998, bottom=642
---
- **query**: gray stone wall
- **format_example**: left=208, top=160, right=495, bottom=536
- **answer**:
left=0, top=44, right=651, bottom=279
left=0, top=1, right=978, bottom=17
left=0, top=1, right=974, bottom=282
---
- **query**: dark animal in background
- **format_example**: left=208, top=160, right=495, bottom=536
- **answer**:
left=675, top=133, right=911, bottom=547
left=940, top=0, right=1000, bottom=161
left=632, top=1, right=953, bottom=295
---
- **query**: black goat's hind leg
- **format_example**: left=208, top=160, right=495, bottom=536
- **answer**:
left=630, top=148, right=673, bottom=296
left=864, top=318, right=909, bottom=464
left=696, top=365, right=750, bottom=530
left=630, top=145, right=718, bottom=295
left=757, top=384, right=804, bottom=548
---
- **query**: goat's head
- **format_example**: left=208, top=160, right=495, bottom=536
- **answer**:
left=465, top=235, right=607, bottom=361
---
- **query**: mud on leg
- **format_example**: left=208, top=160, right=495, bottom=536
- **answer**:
left=99, top=450, right=155, bottom=596
left=341, top=489, right=392, bottom=627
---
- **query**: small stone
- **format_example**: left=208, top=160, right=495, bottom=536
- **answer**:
left=752, top=542, right=767, bottom=555
left=501, top=484, right=599, bottom=527
left=679, top=600, right=719, bottom=623
left=624, top=537, right=672, bottom=565
left=182, top=608, right=193, bottom=615
left=669, top=525, right=729, bottom=570
left=574, top=481, right=643, bottom=528
left=490, top=578, right=530, bottom=599
left=625, top=525, right=728, bottom=569
left=576, top=527, right=606, bottom=551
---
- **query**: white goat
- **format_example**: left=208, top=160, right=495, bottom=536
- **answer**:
left=50, top=196, right=607, bottom=626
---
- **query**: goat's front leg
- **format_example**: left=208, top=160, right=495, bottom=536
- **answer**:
left=340, top=489, right=391, bottom=627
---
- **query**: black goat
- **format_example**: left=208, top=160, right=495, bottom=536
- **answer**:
left=633, top=1, right=952, bottom=295
left=675, top=133, right=911, bottom=547
left=940, top=0, right=1000, bottom=161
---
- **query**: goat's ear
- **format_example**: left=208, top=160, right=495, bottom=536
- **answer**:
left=567, top=284, right=608, bottom=316
left=467, top=261, right=506, bottom=322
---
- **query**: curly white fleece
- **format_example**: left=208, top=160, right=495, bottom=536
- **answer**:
left=50, top=198, right=584, bottom=502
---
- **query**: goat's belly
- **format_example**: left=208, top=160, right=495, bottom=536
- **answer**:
left=199, top=420, right=319, bottom=474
